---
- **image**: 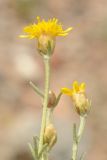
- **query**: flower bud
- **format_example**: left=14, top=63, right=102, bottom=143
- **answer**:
left=61, top=81, right=91, bottom=116
left=72, top=93, right=91, bottom=116
left=38, top=35, right=55, bottom=56
left=44, top=123, right=57, bottom=149
left=48, top=91, right=56, bottom=108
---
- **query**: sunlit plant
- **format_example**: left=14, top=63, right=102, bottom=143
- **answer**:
left=20, top=17, right=91, bottom=160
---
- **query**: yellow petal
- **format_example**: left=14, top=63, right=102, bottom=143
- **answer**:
left=37, top=16, right=40, bottom=22
left=58, top=33, right=68, bottom=36
left=19, top=17, right=73, bottom=40
left=80, top=83, right=86, bottom=92
left=63, top=27, right=73, bottom=32
left=73, top=81, right=79, bottom=92
left=19, top=35, right=29, bottom=38
left=61, top=88, right=72, bottom=96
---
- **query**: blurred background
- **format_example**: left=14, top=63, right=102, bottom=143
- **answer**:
left=0, top=0, right=107, bottom=160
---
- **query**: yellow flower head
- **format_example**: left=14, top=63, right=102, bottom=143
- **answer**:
left=61, top=81, right=86, bottom=96
left=20, top=17, right=73, bottom=55
left=61, top=81, right=90, bottom=116
left=20, top=16, right=73, bottom=39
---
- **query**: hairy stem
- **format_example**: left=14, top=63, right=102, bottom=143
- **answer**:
left=78, top=116, right=86, bottom=143
left=46, top=108, right=53, bottom=126
left=72, top=116, right=86, bottom=160
left=38, top=55, right=51, bottom=156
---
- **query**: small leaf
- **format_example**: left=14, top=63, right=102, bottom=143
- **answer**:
left=28, top=143, right=37, bottom=160
left=29, top=81, right=44, bottom=98
left=54, top=92, right=62, bottom=107
left=38, top=143, right=48, bottom=159
left=33, top=136, right=39, bottom=148
left=33, top=136, right=39, bottom=157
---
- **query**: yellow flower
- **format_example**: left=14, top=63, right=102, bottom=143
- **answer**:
left=61, top=81, right=91, bottom=116
left=20, top=16, right=72, bottom=39
left=20, top=17, right=73, bottom=55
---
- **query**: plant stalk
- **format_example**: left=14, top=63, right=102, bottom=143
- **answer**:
left=72, top=116, right=86, bottom=160
left=38, top=55, right=51, bottom=156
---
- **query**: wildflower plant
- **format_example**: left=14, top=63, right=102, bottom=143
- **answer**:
left=20, top=17, right=91, bottom=160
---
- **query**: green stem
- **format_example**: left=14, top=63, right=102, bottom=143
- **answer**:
left=77, top=116, right=86, bottom=143
left=38, top=55, right=50, bottom=155
left=46, top=108, right=52, bottom=126
left=72, top=140, right=78, bottom=160
left=72, top=116, right=86, bottom=160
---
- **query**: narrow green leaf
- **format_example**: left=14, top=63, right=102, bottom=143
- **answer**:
left=54, top=92, right=62, bottom=107
left=38, top=143, right=48, bottom=159
left=28, top=143, right=37, bottom=160
left=29, top=81, right=44, bottom=98
left=33, top=136, right=39, bottom=148
left=33, top=136, right=39, bottom=156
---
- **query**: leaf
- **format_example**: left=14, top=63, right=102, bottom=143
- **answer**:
left=32, top=136, right=39, bottom=158
left=54, top=92, right=62, bottom=107
left=28, top=143, right=37, bottom=160
left=33, top=136, right=39, bottom=148
left=38, top=143, right=48, bottom=159
left=29, top=81, right=44, bottom=98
